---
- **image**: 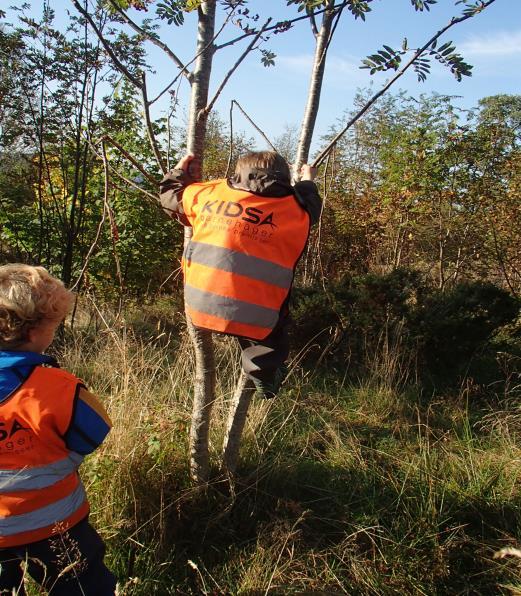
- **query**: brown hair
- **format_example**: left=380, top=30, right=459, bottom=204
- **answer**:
left=234, top=151, right=290, bottom=184
left=0, top=264, right=74, bottom=348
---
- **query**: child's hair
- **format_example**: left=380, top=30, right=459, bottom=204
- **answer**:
left=234, top=151, right=291, bottom=184
left=0, top=264, right=74, bottom=348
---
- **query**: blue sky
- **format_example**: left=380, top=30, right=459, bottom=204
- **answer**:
left=8, top=1, right=521, bottom=153
left=140, top=0, right=521, bottom=150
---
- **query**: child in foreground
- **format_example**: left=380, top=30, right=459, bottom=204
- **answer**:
left=0, top=264, right=116, bottom=595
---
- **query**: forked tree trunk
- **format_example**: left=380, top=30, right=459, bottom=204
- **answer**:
left=185, top=0, right=217, bottom=484
left=222, top=1, right=337, bottom=473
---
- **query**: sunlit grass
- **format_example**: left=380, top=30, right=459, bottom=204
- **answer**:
left=44, top=305, right=521, bottom=594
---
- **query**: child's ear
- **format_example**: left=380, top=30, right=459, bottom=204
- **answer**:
left=26, top=325, right=39, bottom=344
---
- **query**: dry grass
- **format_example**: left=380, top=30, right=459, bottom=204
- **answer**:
left=41, top=304, right=521, bottom=594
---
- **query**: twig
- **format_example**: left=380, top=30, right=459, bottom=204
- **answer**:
left=141, top=72, right=167, bottom=174
left=71, top=0, right=141, bottom=88
left=205, top=18, right=272, bottom=116
left=101, top=134, right=157, bottom=185
left=307, top=6, right=319, bottom=38
left=231, top=100, right=277, bottom=151
left=214, top=1, right=349, bottom=51
left=70, top=141, right=110, bottom=291
left=107, top=0, right=193, bottom=83
left=86, top=137, right=159, bottom=203
left=225, top=100, right=234, bottom=178
left=149, top=2, right=239, bottom=105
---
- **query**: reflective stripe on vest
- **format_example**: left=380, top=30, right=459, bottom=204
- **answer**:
left=182, top=179, right=310, bottom=339
left=185, top=285, right=280, bottom=330
left=0, top=483, right=86, bottom=537
left=0, top=367, right=89, bottom=546
left=0, top=452, right=84, bottom=493
left=184, top=241, right=294, bottom=289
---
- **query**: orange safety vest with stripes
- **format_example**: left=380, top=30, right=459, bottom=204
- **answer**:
left=182, top=179, right=311, bottom=340
left=0, top=367, right=92, bottom=547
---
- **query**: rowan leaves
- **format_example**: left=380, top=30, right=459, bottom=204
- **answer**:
left=156, top=0, right=201, bottom=26
left=361, top=39, right=473, bottom=82
left=286, top=0, right=372, bottom=20
left=456, top=1, right=489, bottom=17
left=410, top=0, right=437, bottom=11
left=360, top=45, right=404, bottom=74
left=260, top=49, right=276, bottom=67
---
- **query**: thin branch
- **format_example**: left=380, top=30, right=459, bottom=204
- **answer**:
left=107, top=168, right=159, bottom=204
left=101, top=134, right=158, bottom=185
left=71, top=0, right=141, bottom=88
left=141, top=73, right=167, bottom=174
left=204, top=18, right=272, bottom=116
left=231, top=100, right=277, bottom=151
left=70, top=143, right=109, bottom=292
left=149, top=3, right=238, bottom=105
left=324, top=0, right=345, bottom=54
left=87, top=137, right=159, bottom=203
left=312, top=0, right=498, bottom=168
left=307, top=6, right=319, bottom=38
left=71, top=3, right=167, bottom=175
left=214, top=1, right=349, bottom=51
left=0, top=200, right=34, bottom=256
left=108, top=0, right=193, bottom=83
left=225, top=99, right=234, bottom=178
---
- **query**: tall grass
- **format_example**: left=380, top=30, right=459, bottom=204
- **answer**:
left=51, top=306, right=521, bottom=594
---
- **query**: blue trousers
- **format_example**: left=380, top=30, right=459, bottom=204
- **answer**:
left=0, top=517, right=116, bottom=595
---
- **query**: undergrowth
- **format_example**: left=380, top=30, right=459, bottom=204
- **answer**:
left=45, top=306, right=521, bottom=595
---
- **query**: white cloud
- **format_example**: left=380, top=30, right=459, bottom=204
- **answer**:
left=277, top=53, right=367, bottom=86
left=276, top=53, right=314, bottom=72
left=458, top=30, right=521, bottom=57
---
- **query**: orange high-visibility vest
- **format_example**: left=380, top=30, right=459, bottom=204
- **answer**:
left=0, top=367, right=89, bottom=547
left=182, top=179, right=310, bottom=339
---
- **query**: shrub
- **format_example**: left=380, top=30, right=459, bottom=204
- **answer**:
left=291, top=272, right=520, bottom=391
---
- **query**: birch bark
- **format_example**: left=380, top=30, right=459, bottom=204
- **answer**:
left=184, top=1, right=217, bottom=484
left=293, top=0, right=336, bottom=181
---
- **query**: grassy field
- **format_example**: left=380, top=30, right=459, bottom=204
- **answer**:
left=52, top=308, right=521, bottom=595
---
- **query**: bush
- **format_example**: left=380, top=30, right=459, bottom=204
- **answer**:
left=411, top=282, right=520, bottom=387
left=291, top=272, right=520, bottom=391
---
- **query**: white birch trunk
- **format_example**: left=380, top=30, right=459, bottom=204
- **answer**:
left=222, top=372, right=256, bottom=475
left=185, top=1, right=217, bottom=484
left=293, top=0, right=336, bottom=181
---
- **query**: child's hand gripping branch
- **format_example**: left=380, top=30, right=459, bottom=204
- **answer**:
left=300, top=164, right=318, bottom=181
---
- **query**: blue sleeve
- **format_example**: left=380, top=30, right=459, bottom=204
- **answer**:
left=64, top=385, right=112, bottom=455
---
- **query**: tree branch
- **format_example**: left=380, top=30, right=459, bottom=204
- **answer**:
left=149, top=2, right=238, bottom=105
left=312, top=0, right=498, bottom=168
left=307, top=6, right=319, bottom=39
left=204, top=18, right=272, bottom=116
left=107, top=0, right=193, bottom=83
left=101, top=134, right=158, bottom=185
left=86, top=136, right=159, bottom=203
left=231, top=100, right=277, bottom=151
left=141, top=72, right=167, bottom=174
left=71, top=0, right=141, bottom=88
left=214, top=1, right=349, bottom=51
left=70, top=141, right=110, bottom=292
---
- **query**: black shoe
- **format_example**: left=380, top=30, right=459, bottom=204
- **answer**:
left=252, top=365, right=288, bottom=399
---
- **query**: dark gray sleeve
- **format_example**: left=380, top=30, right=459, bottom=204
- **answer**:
left=293, top=180, right=322, bottom=225
left=159, top=168, right=194, bottom=225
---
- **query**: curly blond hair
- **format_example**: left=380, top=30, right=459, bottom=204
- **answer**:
left=0, top=264, right=74, bottom=349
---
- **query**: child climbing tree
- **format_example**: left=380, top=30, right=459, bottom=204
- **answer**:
left=71, top=0, right=498, bottom=484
